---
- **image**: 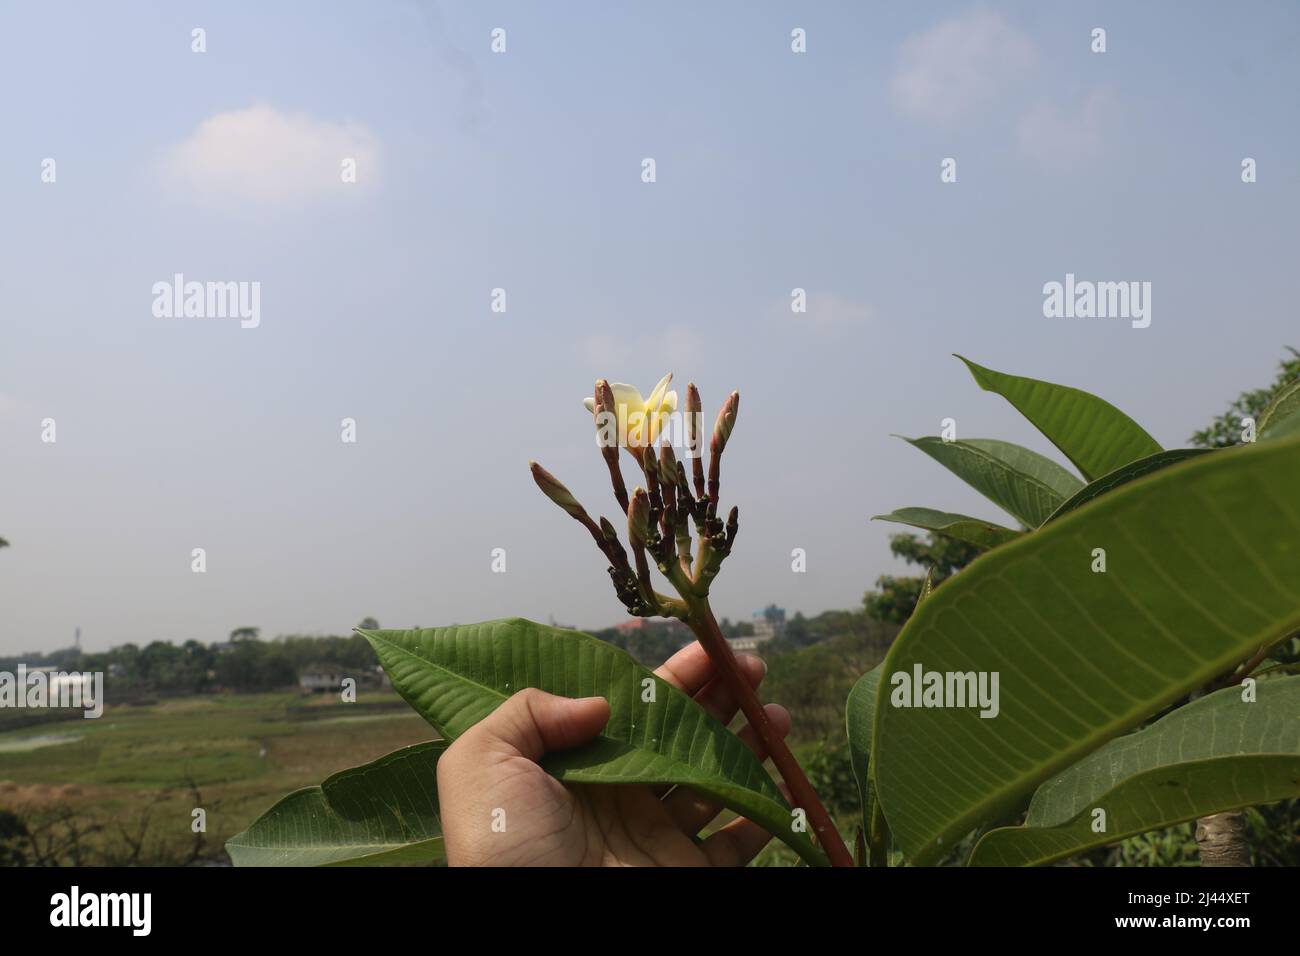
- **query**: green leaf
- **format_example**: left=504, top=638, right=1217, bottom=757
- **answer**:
left=969, top=677, right=1300, bottom=866
left=850, top=579, right=941, bottom=867
left=873, top=507, right=1023, bottom=550
left=898, top=436, right=1083, bottom=528
left=226, top=741, right=447, bottom=866
left=1044, top=449, right=1212, bottom=523
left=871, top=435, right=1300, bottom=865
left=1263, top=413, right=1300, bottom=441
left=957, top=356, right=1162, bottom=481
left=359, top=618, right=827, bottom=866
left=1260, top=378, right=1300, bottom=440
left=846, top=667, right=881, bottom=822
left=846, top=665, right=886, bottom=865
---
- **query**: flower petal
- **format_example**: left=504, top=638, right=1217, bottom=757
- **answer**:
left=610, top=383, right=646, bottom=415
left=645, top=372, right=673, bottom=413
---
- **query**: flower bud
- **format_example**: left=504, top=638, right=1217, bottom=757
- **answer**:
left=627, top=487, right=651, bottom=549
left=686, top=383, right=706, bottom=497
left=530, top=461, right=586, bottom=520
left=598, top=516, right=630, bottom=565
left=657, top=444, right=679, bottom=485
left=593, top=379, right=619, bottom=451
left=685, top=383, right=703, bottom=452
left=712, top=391, right=739, bottom=455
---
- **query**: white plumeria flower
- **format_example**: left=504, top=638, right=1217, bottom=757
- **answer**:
left=584, top=373, right=678, bottom=448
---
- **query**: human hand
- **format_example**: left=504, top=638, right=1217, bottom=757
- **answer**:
left=436, top=641, right=791, bottom=866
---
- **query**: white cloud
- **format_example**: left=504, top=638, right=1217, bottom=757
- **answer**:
left=891, top=9, right=1036, bottom=124
left=159, top=105, right=379, bottom=205
left=1016, top=89, right=1116, bottom=168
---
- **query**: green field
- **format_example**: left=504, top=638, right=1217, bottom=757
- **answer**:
left=0, top=686, right=859, bottom=866
left=0, top=691, right=436, bottom=865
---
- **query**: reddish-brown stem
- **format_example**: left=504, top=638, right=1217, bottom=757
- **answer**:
left=706, top=446, right=722, bottom=519
left=685, top=599, right=854, bottom=867
left=1229, top=644, right=1272, bottom=685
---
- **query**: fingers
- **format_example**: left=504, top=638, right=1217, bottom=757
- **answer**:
left=700, top=816, right=774, bottom=867
left=734, top=702, right=791, bottom=763
left=438, top=689, right=609, bottom=868
left=651, top=643, right=767, bottom=800
left=653, top=641, right=718, bottom=695
left=693, top=660, right=764, bottom=726
left=655, top=641, right=766, bottom=725
left=663, top=703, right=791, bottom=835
left=697, top=737, right=791, bottom=866
left=456, top=688, right=611, bottom=762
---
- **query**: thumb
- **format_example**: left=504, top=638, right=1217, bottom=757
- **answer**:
left=469, top=688, right=611, bottom=762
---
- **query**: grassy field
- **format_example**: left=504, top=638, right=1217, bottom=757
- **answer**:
left=0, top=690, right=435, bottom=864
left=0, top=687, right=856, bottom=866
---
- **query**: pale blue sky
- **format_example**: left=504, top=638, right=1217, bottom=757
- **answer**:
left=2, top=1, right=1298, bottom=652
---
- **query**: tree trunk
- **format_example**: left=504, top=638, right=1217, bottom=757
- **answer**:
left=1195, top=811, right=1251, bottom=866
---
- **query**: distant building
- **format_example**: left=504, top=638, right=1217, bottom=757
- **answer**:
left=727, top=605, right=785, bottom=652
left=299, top=664, right=387, bottom=694
left=298, top=664, right=344, bottom=694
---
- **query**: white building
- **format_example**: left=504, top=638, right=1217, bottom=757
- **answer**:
left=725, top=606, right=785, bottom=652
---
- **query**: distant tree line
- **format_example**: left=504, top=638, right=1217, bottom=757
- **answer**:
left=0, top=625, right=385, bottom=698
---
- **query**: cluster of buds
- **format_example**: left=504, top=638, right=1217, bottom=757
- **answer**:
left=529, top=373, right=741, bottom=620
left=530, top=372, right=857, bottom=867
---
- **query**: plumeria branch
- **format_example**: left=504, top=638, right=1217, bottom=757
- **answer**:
left=529, top=462, right=686, bottom=619
left=531, top=373, right=854, bottom=867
